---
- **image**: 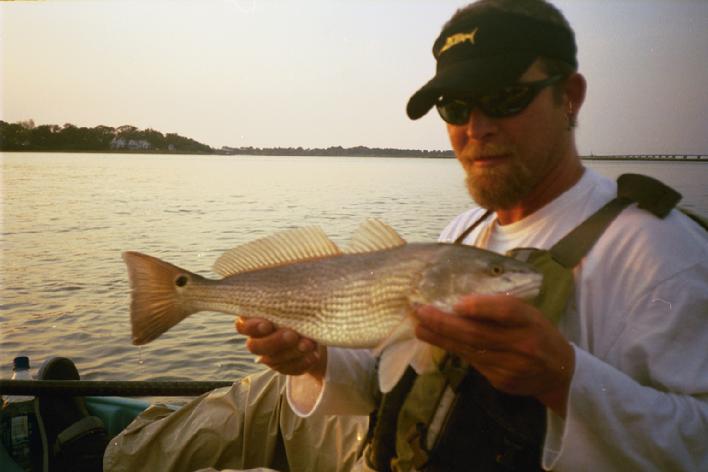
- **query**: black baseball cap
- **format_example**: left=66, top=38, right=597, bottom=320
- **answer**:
left=407, top=9, right=577, bottom=120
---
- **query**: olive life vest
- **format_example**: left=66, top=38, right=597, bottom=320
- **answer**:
left=364, top=174, right=683, bottom=471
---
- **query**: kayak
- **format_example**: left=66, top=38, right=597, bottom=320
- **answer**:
left=2, top=365, right=368, bottom=471
left=1, top=395, right=149, bottom=471
left=87, top=395, right=151, bottom=438
left=0, top=375, right=231, bottom=472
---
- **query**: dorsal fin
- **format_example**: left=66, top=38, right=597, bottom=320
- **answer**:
left=213, top=226, right=341, bottom=276
left=344, top=219, right=406, bottom=254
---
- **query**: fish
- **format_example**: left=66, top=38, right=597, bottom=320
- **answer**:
left=122, top=219, right=542, bottom=392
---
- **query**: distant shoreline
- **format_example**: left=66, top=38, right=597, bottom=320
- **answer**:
left=2, top=149, right=706, bottom=162
left=2, top=121, right=704, bottom=161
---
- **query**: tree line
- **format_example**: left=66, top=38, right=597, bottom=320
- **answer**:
left=0, top=120, right=213, bottom=154
left=0, top=119, right=455, bottom=158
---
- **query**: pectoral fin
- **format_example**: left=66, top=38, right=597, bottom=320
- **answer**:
left=410, top=342, right=443, bottom=375
left=378, top=339, right=441, bottom=392
left=373, top=314, right=441, bottom=392
left=378, top=338, right=419, bottom=393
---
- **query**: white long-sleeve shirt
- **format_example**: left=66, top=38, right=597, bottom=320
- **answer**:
left=287, top=168, right=708, bottom=470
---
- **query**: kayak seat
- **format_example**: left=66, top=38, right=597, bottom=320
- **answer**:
left=37, top=357, right=108, bottom=472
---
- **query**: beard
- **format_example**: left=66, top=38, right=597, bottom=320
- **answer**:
left=459, top=143, right=546, bottom=210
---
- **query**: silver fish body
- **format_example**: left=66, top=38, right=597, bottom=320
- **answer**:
left=125, top=242, right=540, bottom=346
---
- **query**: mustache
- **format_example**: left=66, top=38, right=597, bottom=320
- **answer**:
left=458, top=143, right=515, bottom=160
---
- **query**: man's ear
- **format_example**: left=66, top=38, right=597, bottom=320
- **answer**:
left=565, top=72, right=586, bottom=120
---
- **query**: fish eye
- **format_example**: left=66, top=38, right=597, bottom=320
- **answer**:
left=489, top=264, right=504, bottom=277
left=175, top=275, right=189, bottom=287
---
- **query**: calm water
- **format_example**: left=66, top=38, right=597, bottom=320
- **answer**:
left=1, top=152, right=707, bottom=382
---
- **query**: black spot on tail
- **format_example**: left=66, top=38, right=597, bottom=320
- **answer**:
left=175, top=275, right=188, bottom=287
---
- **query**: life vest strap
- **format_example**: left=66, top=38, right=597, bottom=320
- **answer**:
left=551, top=173, right=681, bottom=268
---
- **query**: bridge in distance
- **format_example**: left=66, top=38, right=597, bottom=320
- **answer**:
left=582, top=154, right=706, bottom=161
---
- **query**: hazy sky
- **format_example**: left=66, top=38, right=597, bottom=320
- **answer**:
left=2, top=0, right=707, bottom=155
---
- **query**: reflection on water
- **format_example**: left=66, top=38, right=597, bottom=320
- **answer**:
left=1, top=152, right=706, bottom=382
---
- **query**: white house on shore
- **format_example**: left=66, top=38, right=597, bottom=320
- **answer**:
left=110, top=137, right=151, bottom=150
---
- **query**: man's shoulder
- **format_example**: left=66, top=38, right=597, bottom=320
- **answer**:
left=588, top=205, right=708, bottom=281
left=611, top=204, right=706, bottom=248
left=576, top=169, right=705, bottom=263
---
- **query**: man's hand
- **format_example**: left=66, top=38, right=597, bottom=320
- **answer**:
left=414, top=294, right=574, bottom=417
left=235, top=317, right=327, bottom=381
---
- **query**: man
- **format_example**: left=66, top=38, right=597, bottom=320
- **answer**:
left=239, top=0, right=708, bottom=470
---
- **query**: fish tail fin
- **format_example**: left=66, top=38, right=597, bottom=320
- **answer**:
left=122, top=251, right=203, bottom=345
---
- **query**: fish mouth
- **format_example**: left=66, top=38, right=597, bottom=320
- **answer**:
left=501, top=280, right=541, bottom=300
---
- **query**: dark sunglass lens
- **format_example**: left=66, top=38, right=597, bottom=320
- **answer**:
left=435, top=76, right=561, bottom=122
left=479, top=85, right=534, bottom=117
left=436, top=100, right=470, bottom=125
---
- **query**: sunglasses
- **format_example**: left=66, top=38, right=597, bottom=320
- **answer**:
left=435, top=75, right=563, bottom=124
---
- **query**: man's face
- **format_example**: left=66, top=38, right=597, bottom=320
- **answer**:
left=447, top=61, right=570, bottom=210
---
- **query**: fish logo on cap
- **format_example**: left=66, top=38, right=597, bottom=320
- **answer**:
left=439, top=27, right=479, bottom=55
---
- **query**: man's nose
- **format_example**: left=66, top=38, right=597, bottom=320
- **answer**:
left=464, top=108, right=498, bottom=141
